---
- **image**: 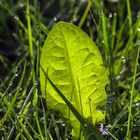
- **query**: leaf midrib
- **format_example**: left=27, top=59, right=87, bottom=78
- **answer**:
left=62, top=29, right=81, bottom=115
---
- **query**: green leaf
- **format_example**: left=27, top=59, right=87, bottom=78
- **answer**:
left=40, top=66, right=104, bottom=140
left=40, top=21, right=108, bottom=139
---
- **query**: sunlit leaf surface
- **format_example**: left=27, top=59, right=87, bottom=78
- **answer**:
left=40, top=22, right=108, bottom=138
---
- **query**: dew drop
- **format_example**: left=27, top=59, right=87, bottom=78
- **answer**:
left=35, top=81, right=38, bottom=86
left=122, top=56, right=126, bottom=63
left=137, top=28, right=140, bottom=32
left=135, top=102, right=140, bottom=107
left=15, top=73, right=19, bottom=77
left=109, top=13, right=113, bottom=18
left=9, top=93, right=12, bottom=97
left=61, top=123, right=65, bottom=127
left=9, top=82, right=12, bottom=86
left=84, top=124, right=87, bottom=127
left=53, top=17, right=58, bottom=22
left=19, top=88, right=22, bottom=92
left=14, top=16, right=19, bottom=20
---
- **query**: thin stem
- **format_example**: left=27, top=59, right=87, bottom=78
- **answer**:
left=126, top=0, right=133, bottom=36
left=126, top=44, right=140, bottom=140
left=78, top=0, right=91, bottom=28
left=26, top=0, right=35, bottom=83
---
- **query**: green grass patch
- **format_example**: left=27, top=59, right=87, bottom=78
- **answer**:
left=0, top=0, right=140, bottom=139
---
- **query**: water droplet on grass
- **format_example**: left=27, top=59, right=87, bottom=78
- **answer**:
left=15, top=73, right=19, bottom=77
left=135, top=102, right=140, bottom=107
left=84, top=124, right=87, bottom=127
left=35, top=81, right=38, bottom=87
left=14, top=16, right=19, bottom=20
left=122, top=56, right=126, bottom=63
left=109, top=13, right=113, bottom=18
left=19, top=88, right=22, bottom=92
left=53, top=17, right=58, bottom=22
left=138, top=28, right=140, bottom=32
left=61, top=123, right=65, bottom=127
left=9, top=82, right=12, bottom=86
left=9, top=93, right=12, bottom=97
